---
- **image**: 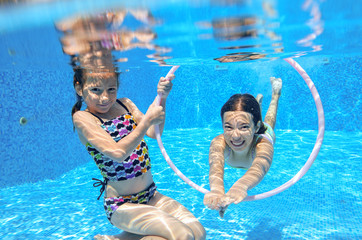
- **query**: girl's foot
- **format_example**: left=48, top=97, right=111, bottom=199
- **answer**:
left=256, top=94, right=263, bottom=106
left=270, top=77, right=282, bottom=95
left=256, top=94, right=263, bottom=112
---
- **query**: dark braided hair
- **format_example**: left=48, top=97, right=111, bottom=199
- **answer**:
left=71, top=67, right=86, bottom=118
left=221, top=93, right=267, bottom=134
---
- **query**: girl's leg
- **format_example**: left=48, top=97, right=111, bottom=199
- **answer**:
left=109, top=191, right=205, bottom=240
left=264, top=77, right=282, bottom=130
left=149, top=192, right=206, bottom=240
left=256, top=94, right=263, bottom=112
left=94, top=231, right=167, bottom=240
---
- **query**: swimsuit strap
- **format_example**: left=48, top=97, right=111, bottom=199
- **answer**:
left=252, top=132, right=274, bottom=159
left=92, top=178, right=108, bottom=200
left=116, top=99, right=130, bottom=112
left=87, top=99, right=130, bottom=124
left=88, top=112, right=104, bottom=124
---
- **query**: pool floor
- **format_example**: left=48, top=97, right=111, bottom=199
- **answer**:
left=1, top=129, right=361, bottom=239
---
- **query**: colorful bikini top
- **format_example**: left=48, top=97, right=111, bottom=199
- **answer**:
left=86, top=100, right=151, bottom=199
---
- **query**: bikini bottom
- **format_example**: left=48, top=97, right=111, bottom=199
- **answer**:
left=103, top=182, right=157, bottom=223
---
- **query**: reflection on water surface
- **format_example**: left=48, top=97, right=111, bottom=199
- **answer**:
left=0, top=0, right=326, bottom=69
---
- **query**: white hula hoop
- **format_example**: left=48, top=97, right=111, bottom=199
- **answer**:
left=155, top=58, right=325, bottom=201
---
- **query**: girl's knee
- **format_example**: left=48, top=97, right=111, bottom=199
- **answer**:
left=171, top=224, right=195, bottom=240
left=191, top=222, right=206, bottom=240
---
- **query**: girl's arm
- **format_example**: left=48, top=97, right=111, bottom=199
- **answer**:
left=122, top=97, right=163, bottom=139
left=264, top=77, right=282, bottom=129
left=225, top=137, right=274, bottom=204
left=203, top=134, right=227, bottom=210
left=73, top=98, right=163, bottom=163
left=123, top=76, right=173, bottom=139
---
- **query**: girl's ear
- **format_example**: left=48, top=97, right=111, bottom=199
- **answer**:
left=255, top=121, right=261, bottom=133
left=75, top=84, right=83, bottom=97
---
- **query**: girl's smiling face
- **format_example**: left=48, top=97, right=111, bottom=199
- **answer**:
left=223, top=111, right=260, bottom=152
left=77, top=73, right=118, bottom=114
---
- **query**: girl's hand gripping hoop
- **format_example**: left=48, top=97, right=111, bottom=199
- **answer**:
left=156, top=66, right=179, bottom=105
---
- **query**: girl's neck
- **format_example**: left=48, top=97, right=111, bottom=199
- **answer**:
left=226, top=144, right=254, bottom=169
left=86, top=102, right=127, bottom=121
left=231, top=145, right=251, bottom=159
left=86, top=107, right=113, bottom=120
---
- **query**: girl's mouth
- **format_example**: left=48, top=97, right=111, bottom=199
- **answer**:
left=98, top=102, right=110, bottom=108
left=231, top=140, right=245, bottom=148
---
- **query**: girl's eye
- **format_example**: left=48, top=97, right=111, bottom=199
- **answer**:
left=239, top=125, right=249, bottom=130
left=91, top=88, right=101, bottom=92
left=108, top=88, right=117, bottom=92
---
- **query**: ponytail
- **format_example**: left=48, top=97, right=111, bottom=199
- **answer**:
left=72, top=94, right=83, bottom=117
left=72, top=67, right=85, bottom=131
left=256, top=122, right=267, bottom=134
left=71, top=94, right=83, bottom=131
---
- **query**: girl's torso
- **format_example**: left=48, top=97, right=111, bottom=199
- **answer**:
left=223, top=137, right=256, bottom=170
left=77, top=98, right=154, bottom=197
left=223, top=124, right=275, bottom=169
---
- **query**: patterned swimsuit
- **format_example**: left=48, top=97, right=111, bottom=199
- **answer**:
left=86, top=99, right=156, bottom=222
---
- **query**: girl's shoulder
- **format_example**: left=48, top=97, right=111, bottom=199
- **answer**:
left=73, top=110, right=100, bottom=128
left=210, top=134, right=226, bottom=149
left=211, top=134, right=224, bottom=142
left=118, top=97, right=137, bottom=111
left=118, top=97, right=133, bottom=104
left=255, top=126, right=275, bottom=146
left=254, top=133, right=274, bottom=157
left=73, top=110, right=92, bottom=121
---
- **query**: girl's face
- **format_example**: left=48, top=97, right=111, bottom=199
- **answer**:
left=77, top=73, right=118, bottom=114
left=222, top=111, right=260, bottom=152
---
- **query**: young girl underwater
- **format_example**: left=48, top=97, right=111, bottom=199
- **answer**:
left=204, top=77, right=282, bottom=217
left=72, top=68, right=206, bottom=240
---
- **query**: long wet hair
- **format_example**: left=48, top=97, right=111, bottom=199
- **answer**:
left=71, top=67, right=120, bottom=118
left=220, top=93, right=267, bottom=134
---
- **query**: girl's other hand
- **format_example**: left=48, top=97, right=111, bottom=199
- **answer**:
left=224, top=187, right=248, bottom=205
left=144, top=100, right=165, bottom=126
left=203, top=191, right=225, bottom=211
left=157, top=74, right=174, bottom=99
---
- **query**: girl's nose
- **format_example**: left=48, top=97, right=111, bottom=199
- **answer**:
left=231, top=130, right=241, bottom=139
left=100, top=92, right=109, bottom=102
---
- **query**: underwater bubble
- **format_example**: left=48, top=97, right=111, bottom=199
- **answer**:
left=8, top=49, right=16, bottom=56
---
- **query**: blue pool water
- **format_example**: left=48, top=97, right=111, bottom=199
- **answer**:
left=0, top=0, right=361, bottom=239
left=1, top=129, right=361, bottom=239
